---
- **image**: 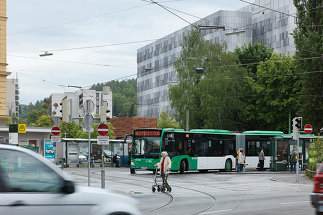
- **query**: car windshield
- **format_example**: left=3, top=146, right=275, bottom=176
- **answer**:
left=132, top=136, right=160, bottom=158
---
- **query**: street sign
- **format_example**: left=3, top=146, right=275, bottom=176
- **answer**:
left=51, top=136, right=61, bottom=142
left=83, top=113, right=94, bottom=128
left=304, top=124, right=313, bottom=134
left=9, top=124, right=18, bottom=133
left=18, top=124, right=26, bottom=133
left=83, top=127, right=94, bottom=132
left=97, top=136, right=109, bottom=145
left=83, top=99, right=94, bottom=113
left=51, top=126, right=61, bottom=136
left=97, top=123, right=109, bottom=136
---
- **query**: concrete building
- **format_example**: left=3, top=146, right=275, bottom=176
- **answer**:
left=137, top=0, right=297, bottom=118
left=239, top=0, right=297, bottom=56
left=0, top=126, right=51, bottom=155
left=6, top=78, right=19, bottom=117
left=50, top=86, right=113, bottom=123
left=108, top=117, right=157, bottom=139
left=0, top=0, right=10, bottom=125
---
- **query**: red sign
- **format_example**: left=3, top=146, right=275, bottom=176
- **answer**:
left=304, top=124, right=313, bottom=134
left=51, top=126, right=61, bottom=136
left=134, top=130, right=161, bottom=136
left=97, top=123, right=109, bottom=136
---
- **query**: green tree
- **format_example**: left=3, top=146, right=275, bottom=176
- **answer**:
left=91, top=79, right=137, bottom=117
left=59, top=121, right=115, bottom=139
left=157, top=111, right=180, bottom=129
left=234, top=42, right=273, bottom=130
left=35, top=115, right=54, bottom=127
left=169, top=30, right=245, bottom=130
left=306, top=136, right=323, bottom=179
left=293, top=0, right=323, bottom=133
left=251, top=53, right=299, bottom=132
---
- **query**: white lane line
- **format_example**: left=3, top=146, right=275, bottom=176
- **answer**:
left=280, top=200, right=311, bottom=205
left=200, top=209, right=233, bottom=214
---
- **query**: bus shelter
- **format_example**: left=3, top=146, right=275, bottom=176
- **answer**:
left=59, top=138, right=130, bottom=167
left=270, top=134, right=317, bottom=171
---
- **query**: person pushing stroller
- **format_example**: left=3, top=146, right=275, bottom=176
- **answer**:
left=157, top=151, right=171, bottom=192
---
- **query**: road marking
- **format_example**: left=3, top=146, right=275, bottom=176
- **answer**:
left=200, top=209, right=233, bottom=214
left=280, top=200, right=311, bottom=205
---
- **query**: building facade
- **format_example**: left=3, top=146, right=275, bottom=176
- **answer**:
left=6, top=78, right=19, bottom=118
left=50, top=86, right=113, bottom=123
left=0, top=0, right=10, bottom=125
left=137, top=0, right=297, bottom=118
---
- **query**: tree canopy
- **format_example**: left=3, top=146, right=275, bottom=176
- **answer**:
left=169, top=30, right=245, bottom=130
left=91, top=79, right=137, bottom=117
left=293, top=0, right=323, bottom=133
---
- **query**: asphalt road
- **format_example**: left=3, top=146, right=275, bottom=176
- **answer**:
left=64, top=167, right=314, bottom=215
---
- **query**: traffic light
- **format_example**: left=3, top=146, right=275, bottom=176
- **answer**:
left=292, top=117, right=302, bottom=140
left=295, top=117, right=302, bottom=129
left=60, top=98, right=70, bottom=122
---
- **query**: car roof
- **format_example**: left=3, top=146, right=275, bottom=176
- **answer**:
left=0, top=144, right=70, bottom=180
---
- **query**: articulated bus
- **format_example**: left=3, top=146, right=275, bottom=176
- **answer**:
left=129, top=128, right=318, bottom=173
left=130, top=128, right=236, bottom=174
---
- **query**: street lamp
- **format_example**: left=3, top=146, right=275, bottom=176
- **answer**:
left=225, top=29, right=246, bottom=36
left=39, top=51, right=53, bottom=57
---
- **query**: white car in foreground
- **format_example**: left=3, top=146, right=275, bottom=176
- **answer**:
left=0, top=144, right=141, bottom=215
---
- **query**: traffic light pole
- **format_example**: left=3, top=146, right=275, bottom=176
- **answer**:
left=296, top=129, right=299, bottom=182
left=88, top=120, right=91, bottom=187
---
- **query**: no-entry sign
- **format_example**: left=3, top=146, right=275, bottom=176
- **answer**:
left=97, top=123, right=109, bottom=136
left=304, top=124, right=313, bottom=134
left=51, top=126, right=61, bottom=136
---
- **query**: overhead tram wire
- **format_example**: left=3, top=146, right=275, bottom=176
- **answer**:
left=238, top=0, right=297, bottom=18
left=8, top=55, right=136, bottom=69
left=142, top=0, right=199, bottom=29
left=10, top=0, right=183, bottom=36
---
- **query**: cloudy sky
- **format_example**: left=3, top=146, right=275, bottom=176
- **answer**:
left=6, top=0, right=247, bottom=105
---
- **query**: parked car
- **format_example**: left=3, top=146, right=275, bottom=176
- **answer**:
left=45, top=148, right=54, bottom=154
left=78, top=154, right=88, bottom=163
left=311, top=163, right=323, bottom=215
left=0, top=144, right=141, bottom=215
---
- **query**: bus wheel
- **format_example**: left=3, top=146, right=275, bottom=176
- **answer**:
left=130, top=168, right=135, bottom=174
left=225, top=159, right=232, bottom=172
left=180, top=160, right=186, bottom=174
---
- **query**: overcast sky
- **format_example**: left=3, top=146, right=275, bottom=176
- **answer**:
left=6, top=0, right=246, bottom=105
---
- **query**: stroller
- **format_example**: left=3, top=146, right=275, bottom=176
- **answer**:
left=152, top=167, right=172, bottom=193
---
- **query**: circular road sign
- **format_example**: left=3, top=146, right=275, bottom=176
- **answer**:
left=51, top=126, right=61, bottom=136
left=97, top=123, right=109, bottom=136
left=304, top=124, right=313, bottom=134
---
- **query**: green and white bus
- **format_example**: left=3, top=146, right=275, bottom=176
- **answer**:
left=130, top=128, right=236, bottom=174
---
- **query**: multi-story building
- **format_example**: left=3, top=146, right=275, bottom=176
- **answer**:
left=6, top=78, right=19, bottom=118
left=50, top=87, right=113, bottom=123
left=0, top=0, right=10, bottom=125
left=137, top=0, right=297, bottom=118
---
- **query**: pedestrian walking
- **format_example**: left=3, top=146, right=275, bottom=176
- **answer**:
left=113, top=154, right=120, bottom=168
left=158, top=151, right=171, bottom=191
left=290, top=149, right=297, bottom=172
left=236, top=148, right=241, bottom=172
left=258, top=147, right=265, bottom=171
left=238, top=149, right=245, bottom=173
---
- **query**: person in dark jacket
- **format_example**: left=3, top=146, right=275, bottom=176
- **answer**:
left=258, top=148, right=265, bottom=171
left=113, top=154, right=120, bottom=167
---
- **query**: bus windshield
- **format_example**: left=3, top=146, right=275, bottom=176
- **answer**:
left=132, top=130, right=161, bottom=159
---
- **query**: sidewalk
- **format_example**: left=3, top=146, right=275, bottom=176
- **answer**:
left=270, top=173, right=313, bottom=185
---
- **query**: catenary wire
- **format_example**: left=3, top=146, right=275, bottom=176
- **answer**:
left=9, top=0, right=184, bottom=36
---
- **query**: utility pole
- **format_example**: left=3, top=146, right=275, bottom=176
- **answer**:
left=186, top=108, right=189, bottom=131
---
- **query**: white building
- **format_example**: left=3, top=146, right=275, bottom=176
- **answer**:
left=50, top=86, right=112, bottom=123
left=6, top=78, right=19, bottom=117
left=137, top=0, right=297, bottom=118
